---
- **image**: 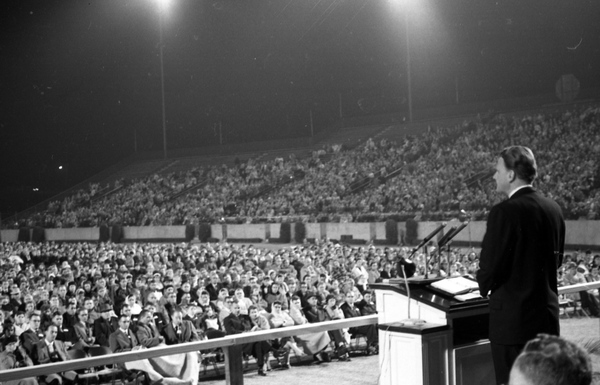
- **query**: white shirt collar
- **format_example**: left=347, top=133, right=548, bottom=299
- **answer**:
left=508, top=184, right=532, bottom=198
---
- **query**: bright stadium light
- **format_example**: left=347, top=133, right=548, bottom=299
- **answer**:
left=157, top=0, right=172, bottom=11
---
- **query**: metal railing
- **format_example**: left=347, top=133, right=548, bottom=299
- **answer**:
left=0, top=315, right=378, bottom=385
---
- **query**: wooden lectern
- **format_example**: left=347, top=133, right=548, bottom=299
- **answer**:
left=371, top=281, right=494, bottom=385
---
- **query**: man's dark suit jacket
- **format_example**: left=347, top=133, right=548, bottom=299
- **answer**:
left=340, top=302, right=361, bottom=319
left=222, top=313, right=247, bottom=335
left=94, top=316, right=119, bottom=347
left=19, top=329, right=43, bottom=358
left=161, top=320, right=200, bottom=345
left=477, top=187, right=565, bottom=345
left=109, top=329, right=139, bottom=353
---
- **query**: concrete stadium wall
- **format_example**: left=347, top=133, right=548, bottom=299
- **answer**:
left=0, top=230, right=19, bottom=242
left=123, top=226, right=187, bottom=240
left=46, top=228, right=99, bottom=242
left=2, top=221, right=599, bottom=249
left=210, top=224, right=281, bottom=241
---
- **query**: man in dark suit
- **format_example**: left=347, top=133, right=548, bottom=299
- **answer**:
left=340, top=291, right=378, bottom=354
left=19, top=313, right=44, bottom=359
left=477, top=146, right=565, bottom=385
left=94, top=303, right=118, bottom=348
left=161, top=304, right=200, bottom=345
left=109, top=315, right=139, bottom=353
left=223, top=303, right=272, bottom=376
left=34, top=324, right=77, bottom=385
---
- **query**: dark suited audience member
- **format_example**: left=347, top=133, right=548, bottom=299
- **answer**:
left=109, top=315, right=139, bottom=353
left=50, top=312, right=73, bottom=349
left=223, top=302, right=272, bottom=377
left=340, top=291, right=378, bottom=354
left=161, top=303, right=200, bottom=345
left=19, top=313, right=44, bottom=359
left=94, top=303, right=118, bottom=347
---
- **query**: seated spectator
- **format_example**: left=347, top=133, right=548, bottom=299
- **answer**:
left=288, top=295, right=334, bottom=361
left=135, top=310, right=165, bottom=348
left=197, top=306, right=225, bottom=340
left=223, top=302, right=273, bottom=377
left=509, top=334, right=592, bottom=385
left=340, top=291, right=378, bottom=354
left=13, top=311, right=29, bottom=337
left=305, top=294, right=349, bottom=360
left=125, top=294, right=143, bottom=316
left=33, top=324, right=77, bottom=385
left=356, top=291, right=377, bottom=316
left=265, top=283, right=288, bottom=312
left=109, top=315, right=139, bottom=353
left=233, top=288, right=252, bottom=317
left=49, top=312, right=73, bottom=349
left=563, top=262, right=600, bottom=316
left=0, top=335, right=38, bottom=385
left=18, top=313, right=43, bottom=359
left=268, top=301, right=306, bottom=365
left=110, top=314, right=195, bottom=385
left=72, top=307, right=96, bottom=350
left=93, top=303, right=118, bottom=348
left=161, top=303, right=201, bottom=345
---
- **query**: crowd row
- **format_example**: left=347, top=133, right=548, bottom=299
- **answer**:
left=7, top=104, right=600, bottom=229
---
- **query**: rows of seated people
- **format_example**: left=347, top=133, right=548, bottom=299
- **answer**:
left=1, top=240, right=434, bottom=381
left=7, top=103, right=600, bottom=229
left=558, top=251, right=600, bottom=318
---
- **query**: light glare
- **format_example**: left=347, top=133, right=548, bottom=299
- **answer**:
left=157, top=0, right=171, bottom=10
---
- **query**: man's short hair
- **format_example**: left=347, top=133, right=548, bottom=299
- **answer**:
left=500, top=145, right=537, bottom=184
left=510, top=334, right=592, bottom=385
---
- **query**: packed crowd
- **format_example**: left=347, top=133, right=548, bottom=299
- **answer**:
left=3, top=239, right=459, bottom=382
left=7, top=104, right=600, bottom=229
left=1, top=237, right=594, bottom=382
left=558, top=250, right=600, bottom=318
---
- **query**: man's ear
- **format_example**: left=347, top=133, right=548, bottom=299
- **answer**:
left=508, top=170, right=516, bottom=183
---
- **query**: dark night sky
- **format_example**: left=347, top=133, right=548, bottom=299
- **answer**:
left=1, top=0, right=600, bottom=218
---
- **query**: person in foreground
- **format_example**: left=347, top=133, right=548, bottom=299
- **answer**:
left=509, top=334, right=591, bottom=385
left=477, top=146, right=566, bottom=385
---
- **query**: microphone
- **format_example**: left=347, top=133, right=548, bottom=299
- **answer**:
left=411, top=222, right=446, bottom=253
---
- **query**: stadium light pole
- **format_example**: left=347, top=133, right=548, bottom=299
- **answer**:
left=157, top=0, right=170, bottom=159
left=392, top=0, right=414, bottom=123
left=404, top=6, right=413, bottom=123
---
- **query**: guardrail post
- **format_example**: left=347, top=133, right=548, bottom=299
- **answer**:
left=223, top=345, right=244, bottom=385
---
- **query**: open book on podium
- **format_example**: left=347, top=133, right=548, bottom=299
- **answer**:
left=429, top=276, right=482, bottom=301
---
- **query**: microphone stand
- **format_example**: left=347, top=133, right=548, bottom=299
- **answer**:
left=409, top=222, right=446, bottom=279
left=438, top=221, right=469, bottom=276
left=435, top=226, right=457, bottom=277
left=399, top=265, right=426, bottom=326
